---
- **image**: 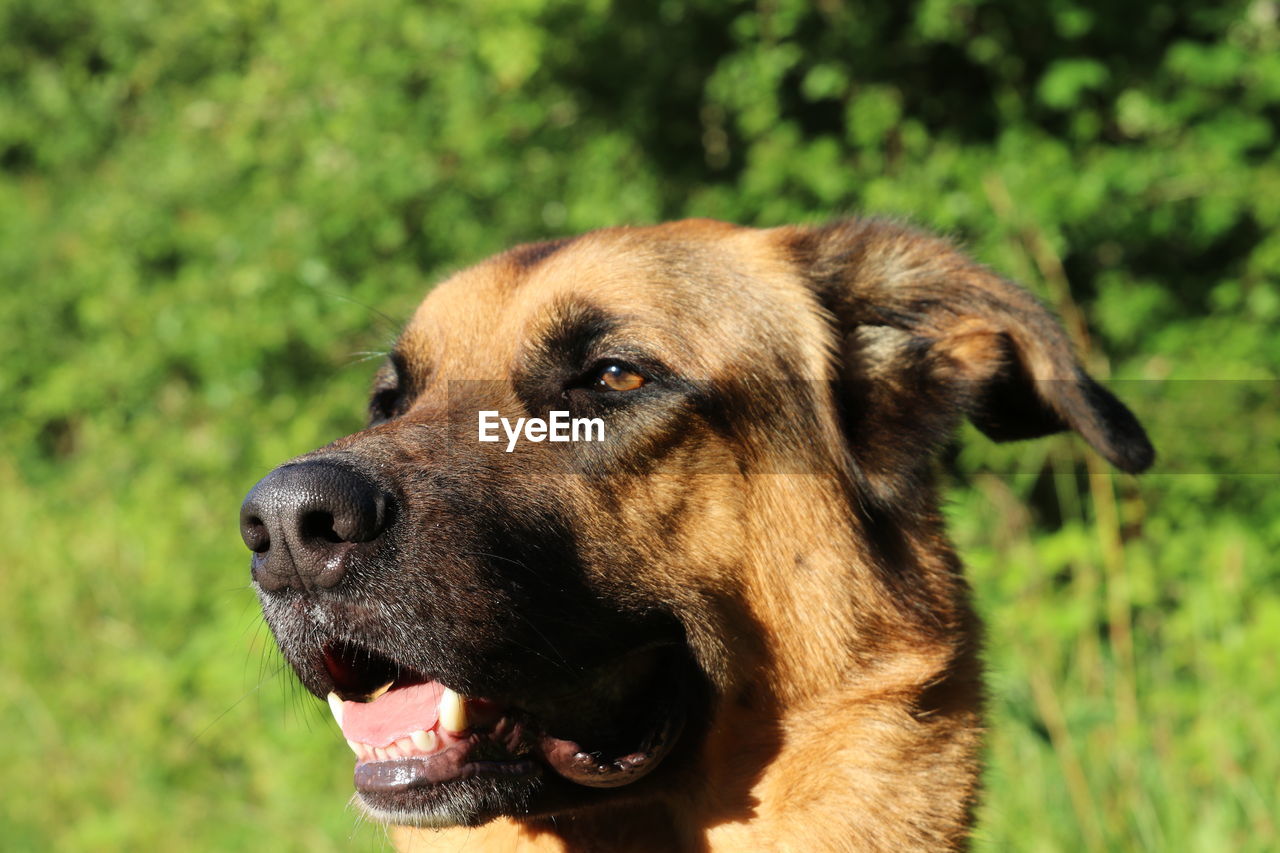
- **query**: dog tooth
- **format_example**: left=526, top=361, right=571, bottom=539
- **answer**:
left=439, top=687, right=469, bottom=733
left=367, top=681, right=394, bottom=701
left=410, top=729, right=437, bottom=752
left=327, top=692, right=344, bottom=727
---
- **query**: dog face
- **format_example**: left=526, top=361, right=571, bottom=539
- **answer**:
left=240, top=219, right=1151, bottom=835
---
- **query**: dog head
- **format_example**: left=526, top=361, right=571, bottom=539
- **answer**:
left=239, top=219, right=1151, bottom=828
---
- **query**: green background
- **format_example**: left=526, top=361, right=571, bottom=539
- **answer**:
left=2, top=0, right=1277, bottom=849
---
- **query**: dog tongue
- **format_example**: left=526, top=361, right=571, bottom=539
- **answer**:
left=341, top=682, right=444, bottom=747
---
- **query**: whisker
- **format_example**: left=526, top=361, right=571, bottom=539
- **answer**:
left=346, top=349, right=390, bottom=367
left=304, top=283, right=403, bottom=335
left=190, top=659, right=291, bottom=746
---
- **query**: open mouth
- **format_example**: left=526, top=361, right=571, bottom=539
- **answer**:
left=320, top=640, right=690, bottom=815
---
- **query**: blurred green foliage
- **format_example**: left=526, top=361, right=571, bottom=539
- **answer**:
left=2, top=0, right=1277, bottom=849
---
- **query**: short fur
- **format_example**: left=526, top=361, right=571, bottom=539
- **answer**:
left=247, top=218, right=1152, bottom=852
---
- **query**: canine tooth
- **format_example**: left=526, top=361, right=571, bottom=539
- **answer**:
left=345, top=739, right=361, bottom=757
left=439, top=687, right=469, bottom=732
left=327, top=692, right=344, bottom=727
left=410, top=729, right=436, bottom=752
left=367, top=681, right=394, bottom=701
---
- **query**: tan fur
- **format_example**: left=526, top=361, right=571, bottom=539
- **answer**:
left=263, top=218, right=1149, bottom=851
left=397, top=223, right=973, bottom=851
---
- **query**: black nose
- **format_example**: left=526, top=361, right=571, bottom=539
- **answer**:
left=239, top=460, right=390, bottom=592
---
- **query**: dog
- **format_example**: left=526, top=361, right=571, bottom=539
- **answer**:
left=239, top=218, right=1152, bottom=851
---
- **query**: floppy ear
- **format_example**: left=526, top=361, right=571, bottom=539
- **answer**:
left=787, top=219, right=1153, bottom=503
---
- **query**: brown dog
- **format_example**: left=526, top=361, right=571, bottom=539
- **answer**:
left=240, top=218, right=1152, bottom=851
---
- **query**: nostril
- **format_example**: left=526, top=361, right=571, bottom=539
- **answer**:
left=240, top=513, right=272, bottom=553
left=299, top=510, right=345, bottom=545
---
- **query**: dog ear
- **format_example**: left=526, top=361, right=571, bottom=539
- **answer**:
left=786, top=219, right=1153, bottom=502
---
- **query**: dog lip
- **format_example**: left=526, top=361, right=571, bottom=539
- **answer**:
left=526, top=645, right=693, bottom=789
left=537, top=699, right=685, bottom=788
left=352, top=717, right=539, bottom=793
left=354, top=751, right=542, bottom=792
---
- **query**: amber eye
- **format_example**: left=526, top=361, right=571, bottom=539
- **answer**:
left=595, top=363, right=646, bottom=392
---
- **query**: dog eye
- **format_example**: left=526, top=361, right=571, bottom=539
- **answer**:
left=368, top=386, right=401, bottom=425
left=595, top=363, right=646, bottom=392
left=368, top=356, right=415, bottom=425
